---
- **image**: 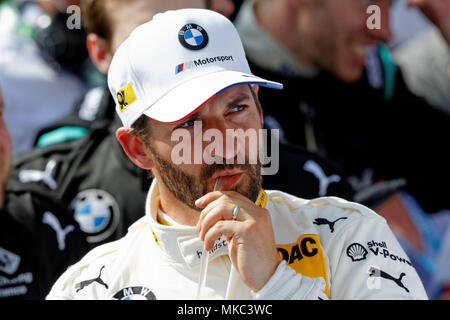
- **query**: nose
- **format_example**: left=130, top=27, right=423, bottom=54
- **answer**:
left=202, top=119, right=246, bottom=164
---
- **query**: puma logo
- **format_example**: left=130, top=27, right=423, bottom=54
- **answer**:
left=369, top=267, right=409, bottom=293
left=19, top=160, right=58, bottom=190
left=303, top=160, right=341, bottom=196
left=75, top=266, right=108, bottom=293
left=313, top=217, right=347, bottom=233
left=42, top=211, right=75, bottom=251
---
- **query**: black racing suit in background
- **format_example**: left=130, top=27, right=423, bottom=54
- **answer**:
left=11, top=87, right=354, bottom=251
left=0, top=177, right=86, bottom=299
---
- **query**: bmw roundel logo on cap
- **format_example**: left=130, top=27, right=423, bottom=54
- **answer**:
left=178, top=23, right=208, bottom=50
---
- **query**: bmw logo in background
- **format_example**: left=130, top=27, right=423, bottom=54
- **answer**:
left=70, top=189, right=120, bottom=243
left=178, top=23, right=208, bottom=50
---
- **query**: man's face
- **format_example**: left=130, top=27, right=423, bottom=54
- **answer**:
left=141, top=85, right=264, bottom=211
left=0, top=90, right=12, bottom=190
left=300, top=0, right=392, bottom=82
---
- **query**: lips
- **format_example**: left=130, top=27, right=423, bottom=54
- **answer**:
left=211, top=171, right=244, bottom=190
left=348, top=43, right=372, bottom=66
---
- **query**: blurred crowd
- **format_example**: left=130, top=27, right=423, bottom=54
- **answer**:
left=0, top=0, right=448, bottom=300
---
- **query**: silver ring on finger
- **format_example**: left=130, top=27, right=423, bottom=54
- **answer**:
left=232, top=205, right=241, bottom=221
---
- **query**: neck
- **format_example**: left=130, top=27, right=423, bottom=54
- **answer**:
left=156, top=180, right=200, bottom=227
left=255, top=0, right=315, bottom=68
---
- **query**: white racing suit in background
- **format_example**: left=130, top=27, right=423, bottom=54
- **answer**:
left=46, top=179, right=428, bottom=300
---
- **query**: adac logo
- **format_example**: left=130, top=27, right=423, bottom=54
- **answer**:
left=113, top=286, right=156, bottom=300
left=116, top=83, right=137, bottom=112
left=277, top=234, right=329, bottom=297
left=178, top=23, right=208, bottom=51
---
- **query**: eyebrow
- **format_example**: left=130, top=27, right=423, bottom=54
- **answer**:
left=226, top=92, right=251, bottom=109
left=174, top=92, right=252, bottom=126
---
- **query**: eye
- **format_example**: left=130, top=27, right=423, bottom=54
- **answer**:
left=230, top=105, right=245, bottom=113
left=179, top=120, right=195, bottom=128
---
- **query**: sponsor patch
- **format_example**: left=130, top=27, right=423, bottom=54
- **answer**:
left=116, top=83, right=137, bottom=112
left=70, top=189, right=120, bottom=243
left=75, top=266, right=108, bottom=293
left=368, top=266, right=410, bottom=293
left=175, top=55, right=234, bottom=75
left=178, top=23, right=208, bottom=51
left=113, top=286, right=156, bottom=300
left=0, top=247, right=21, bottom=275
left=276, top=234, right=329, bottom=297
left=346, top=240, right=412, bottom=267
left=347, top=243, right=368, bottom=262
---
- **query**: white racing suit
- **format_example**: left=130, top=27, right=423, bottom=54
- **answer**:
left=46, top=180, right=427, bottom=300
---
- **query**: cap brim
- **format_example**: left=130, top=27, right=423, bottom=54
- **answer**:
left=143, top=70, right=283, bottom=123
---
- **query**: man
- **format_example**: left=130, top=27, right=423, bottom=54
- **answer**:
left=14, top=0, right=353, bottom=250
left=47, top=9, right=426, bottom=300
left=0, top=84, right=85, bottom=300
left=234, top=0, right=449, bottom=213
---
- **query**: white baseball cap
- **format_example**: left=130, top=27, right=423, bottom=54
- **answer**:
left=108, top=8, right=283, bottom=127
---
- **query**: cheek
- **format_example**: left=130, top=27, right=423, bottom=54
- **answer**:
left=0, top=125, right=12, bottom=154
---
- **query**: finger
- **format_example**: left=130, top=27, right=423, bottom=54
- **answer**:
left=196, top=190, right=252, bottom=209
left=199, top=202, right=238, bottom=240
left=197, top=192, right=252, bottom=231
left=195, top=191, right=223, bottom=209
left=196, top=195, right=229, bottom=231
left=203, top=220, right=238, bottom=251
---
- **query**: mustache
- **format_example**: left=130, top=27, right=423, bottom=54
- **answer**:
left=199, top=156, right=260, bottom=182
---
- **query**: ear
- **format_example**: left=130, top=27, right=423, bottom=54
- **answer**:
left=116, top=127, right=154, bottom=170
left=251, top=84, right=260, bottom=98
left=86, top=33, right=113, bottom=75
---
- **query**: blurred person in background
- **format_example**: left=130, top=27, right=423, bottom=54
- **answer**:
left=0, top=82, right=85, bottom=300
left=0, top=0, right=93, bottom=156
left=387, top=0, right=450, bottom=300
left=12, top=0, right=353, bottom=254
left=234, top=0, right=449, bottom=299
left=392, top=0, right=450, bottom=114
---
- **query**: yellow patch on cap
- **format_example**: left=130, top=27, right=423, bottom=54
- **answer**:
left=116, top=83, right=137, bottom=112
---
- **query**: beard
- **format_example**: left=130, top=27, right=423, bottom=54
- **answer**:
left=147, top=144, right=262, bottom=211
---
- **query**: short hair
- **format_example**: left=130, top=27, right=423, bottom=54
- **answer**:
left=132, top=114, right=152, bottom=143
left=80, top=0, right=127, bottom=44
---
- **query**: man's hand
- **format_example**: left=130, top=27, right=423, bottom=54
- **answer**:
left=195, top=191, right=281, bottom=292
left=409, top=0, right=450, bottom=44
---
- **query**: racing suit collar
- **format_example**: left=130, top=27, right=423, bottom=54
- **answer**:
left=145, top=179, right=229, bottom=269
